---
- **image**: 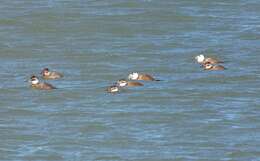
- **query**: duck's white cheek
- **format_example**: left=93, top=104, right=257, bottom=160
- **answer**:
left=31, top=80, right=39, bottom=84
left=128, top=75, right=133, bottom=80
left=130, top=74, right=137, bottom=80
left=112, top=89, right=118, bottom=92
left=119, top=82, right=127, bottom=87
left=197, top=58, right=202, bottom=63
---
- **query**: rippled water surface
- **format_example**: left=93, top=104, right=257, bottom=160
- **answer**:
left=0, top=0, right=260, bottom=160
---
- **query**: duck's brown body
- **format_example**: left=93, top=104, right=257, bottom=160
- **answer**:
left=42, top=71, right=63, bottom=80
left=127, top=81, right=144, bottom=87
left=137, top=74, right=156, bottom=81
left=31, top=83, right=56, bottom=90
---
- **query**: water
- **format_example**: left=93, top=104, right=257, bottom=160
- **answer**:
left=0, top=0, right=260, bottom=160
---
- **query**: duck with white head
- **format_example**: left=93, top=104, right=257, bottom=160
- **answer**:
left=30, top=75, right=56, bottom=90
left=195, top=54, right=223, bottom=65
left=116, top=79, right=143, bottom=87
left=128, top=72, right=160, bottom=81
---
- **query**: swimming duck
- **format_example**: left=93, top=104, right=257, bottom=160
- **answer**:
left=116, top=79, right=144, bottom=87
left=128, top=72, right=159, bottom=81
left=41, top=68, right=63, bottom=79
left=195, top=54, right=223, bottom=65
left=30, top=75, right=56, bottom=90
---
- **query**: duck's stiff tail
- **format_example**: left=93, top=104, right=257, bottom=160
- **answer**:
left=155, top=79, right=162, bottom=81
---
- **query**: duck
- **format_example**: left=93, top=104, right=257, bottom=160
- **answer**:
left=203, top=63, right=225, bottom=71
left=41, top=68, right=63, bottom=79
left=128, top=72, right=159, bottom=81
left=106, top=85, right=119, bottom=93
left=195, top=54, right=223, bottom=65
left=29, top=75, right=56, bottom=90
left=116, top=79, right=144, bottom=87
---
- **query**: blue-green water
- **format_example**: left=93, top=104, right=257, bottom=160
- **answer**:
left=0, top=0, right=260, bottom=160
